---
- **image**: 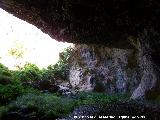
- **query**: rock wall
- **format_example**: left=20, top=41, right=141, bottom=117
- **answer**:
left=131, top=29, right=160, bottom=99
left=69, top=41, right=160, bottom=99
left=131, top=49, right=157, bottom=99
left=69, top=44, right=141, bottom=95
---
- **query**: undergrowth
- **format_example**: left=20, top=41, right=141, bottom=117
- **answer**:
left=3, top=92, right=128, bottom=119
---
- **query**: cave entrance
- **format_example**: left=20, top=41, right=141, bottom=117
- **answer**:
left=0, top=8, right=73, bottom=70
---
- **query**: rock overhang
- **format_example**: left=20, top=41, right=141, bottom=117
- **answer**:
left=0, top=0, right=160, bottom=48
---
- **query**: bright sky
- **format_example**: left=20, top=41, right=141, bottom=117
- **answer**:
left=0, top=8, right=73, bottom=70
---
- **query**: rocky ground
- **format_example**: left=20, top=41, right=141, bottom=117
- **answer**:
left=2, top=100, right=160, bottom=120
left=59, top=100, right=160, bottom=120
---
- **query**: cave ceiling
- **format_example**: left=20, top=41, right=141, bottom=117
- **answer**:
left=0, top=0, right=160, bottom=48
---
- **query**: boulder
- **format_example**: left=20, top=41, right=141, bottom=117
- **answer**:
left=58, top=85, right=71, bottom=96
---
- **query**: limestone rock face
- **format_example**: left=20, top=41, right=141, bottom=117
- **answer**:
left=131, top=30, right=160, bottom=99
left=131, top=51, right=157, bottom=99
left=69, top=44, right=141, bottom=94
left=69, top=42, right=160, bottom=99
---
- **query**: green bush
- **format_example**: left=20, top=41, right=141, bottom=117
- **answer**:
left=74, top=92, right=129, bottom=106
left=40, top=68, right=55, bottom=82
left=46, top=47, right=72, bottom=81
left=0, top=83, right=40, bottom=105
left=0, top=63, right=11, bottom=76
left=12, top=63, right=42, bottom=82
left=0, top=63, right=13, bottom=85
left=0, top=84, right=22, bottom=103
left=8, top=93, right=75, bottom=118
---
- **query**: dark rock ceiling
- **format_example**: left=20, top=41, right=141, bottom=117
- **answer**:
left=0, top=0, right=160, bottom=48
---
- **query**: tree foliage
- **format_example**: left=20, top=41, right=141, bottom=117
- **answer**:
left=0, top=47, right=73, bottom=105
left=45, top=47, right=73, bottom=81
left=8, top=40, right=26, bottom=59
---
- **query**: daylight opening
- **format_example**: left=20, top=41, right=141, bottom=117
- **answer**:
left=0, top=8, right=73, bottom=70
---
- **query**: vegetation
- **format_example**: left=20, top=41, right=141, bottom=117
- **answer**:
left=8, top=93, right=75, bottom=118
left=46, top=47, right=72, bottom=81
left=0, top=84, right=40, bottom=105
left=0, top=47, right=72, bottom=104
left=0, top=47, right=129, bottom=119
left=0, top=63, right=12, bottom=82
left=2, top=92, right=127, bottom=119
left=74, top=92, right=128, bottom=106
left=13, top=63, right=42, bottom=82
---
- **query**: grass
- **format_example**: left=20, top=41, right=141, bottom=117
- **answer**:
left=1, top=92, right=129, bottom=119
left=7, top=93, right=76, bottom=119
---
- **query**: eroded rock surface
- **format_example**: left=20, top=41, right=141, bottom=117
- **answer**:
left=69, top=42, right=160, bottom=99
left=69, top=44, right=141, bottom=95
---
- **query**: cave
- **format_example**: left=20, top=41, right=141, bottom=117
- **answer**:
left=0, top=0, right=160, bottom=119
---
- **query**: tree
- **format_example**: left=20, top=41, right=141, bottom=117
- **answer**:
left=8, top=40, right=25, bottom=59
left=8, top=40, right=27, bottom=69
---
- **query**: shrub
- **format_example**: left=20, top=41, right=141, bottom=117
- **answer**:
left=0, top=83, right=40, bottom=105
left=0, top=63, right=40, bottom=104
left=8, top=93, right=75, bottom=118
left=13, top=63, right=42, bottom=82
left=0, top=64, right=11, bottom=77
left=0, top=63, right=13, bottom=85
left=46, top=47, right=73, bottom=81
left=74, top=92, right=129, bottom=106
left=0, top=84, right=22, bottom=104
left=40, top=68, right=55, bottom=82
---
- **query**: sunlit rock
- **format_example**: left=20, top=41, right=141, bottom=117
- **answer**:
left=69, top=44, right=141, bottom=94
